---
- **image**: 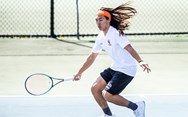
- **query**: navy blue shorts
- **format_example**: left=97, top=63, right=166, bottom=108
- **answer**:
left=100, top=68, right=134, bottom=95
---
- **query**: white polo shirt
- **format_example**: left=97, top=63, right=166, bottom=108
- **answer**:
left=92, top=26, right=137, bottom=77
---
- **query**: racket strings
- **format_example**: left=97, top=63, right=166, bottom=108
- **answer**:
left=25, top=75, right=53, bottom=95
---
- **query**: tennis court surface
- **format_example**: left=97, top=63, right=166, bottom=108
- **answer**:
left=0, top=95, right=188, bottom=117
left=0, top=38, right=188, bottom=117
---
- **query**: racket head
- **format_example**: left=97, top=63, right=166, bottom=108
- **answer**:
left=24, top=73, right=53, bottom=96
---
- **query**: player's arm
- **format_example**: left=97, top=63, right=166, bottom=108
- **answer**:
left=74, top=52, right=99, bottom=80
left=124, top=44, right=151, bottom=73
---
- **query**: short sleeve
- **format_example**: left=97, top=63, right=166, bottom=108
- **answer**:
left=117, top=35, right=130, bottom=48
left=91, top=36, right=102, bottom=53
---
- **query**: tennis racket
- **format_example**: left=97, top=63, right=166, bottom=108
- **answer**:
left=24, top=73, right=74, bottom=96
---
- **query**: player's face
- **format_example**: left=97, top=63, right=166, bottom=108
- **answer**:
left=95, top=15, right=110, bottom=32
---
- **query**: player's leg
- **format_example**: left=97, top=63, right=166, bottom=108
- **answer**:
left=91, top=76, right=113, bottom=116
left=104, top=92, right=145, bottom=117
left=91, top=76, right=108, bottom=108
left=102, top=72, right=138, bottom=110
left=103, top=91, right=137, bottom=110
left=104, top=92, right=127, bottom=106
left=102, top=71, right=145, bottom=117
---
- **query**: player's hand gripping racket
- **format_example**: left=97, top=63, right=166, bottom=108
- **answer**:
left=24, top=73, right=73, bottom=96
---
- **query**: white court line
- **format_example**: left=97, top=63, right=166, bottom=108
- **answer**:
left=0, top=93, right=188, bottom=97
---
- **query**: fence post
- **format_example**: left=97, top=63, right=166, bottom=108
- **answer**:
left=50, top=0, right=56, bottom=38
left=76, top=0, right=80, bottom=40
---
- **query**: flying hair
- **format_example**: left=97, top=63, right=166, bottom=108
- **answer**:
left=99, top=2, right=137, bottom=35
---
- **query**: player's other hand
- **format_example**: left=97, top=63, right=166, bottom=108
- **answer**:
left=139, top=61, right=151, bottom=73
left=73, top=74, right=81, bottom=81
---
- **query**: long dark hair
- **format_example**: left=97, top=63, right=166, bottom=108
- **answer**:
left=100, top=2, right=137, bottom=35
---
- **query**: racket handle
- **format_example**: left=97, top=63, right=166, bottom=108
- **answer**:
left=64, top=77, right=74, bottom=81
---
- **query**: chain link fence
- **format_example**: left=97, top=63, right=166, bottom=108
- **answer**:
left=0, top=0, right=188, bottom=39
left=0, top=0, right=50, bottom=36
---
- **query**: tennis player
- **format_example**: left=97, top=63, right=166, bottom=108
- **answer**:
left=74, top=2, right=151, bottom=117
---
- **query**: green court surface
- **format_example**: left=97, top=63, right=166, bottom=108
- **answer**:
left=0, top=38, right=188, bottom=95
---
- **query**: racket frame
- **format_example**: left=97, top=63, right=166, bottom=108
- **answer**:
left=24, top=73, right=73, bottom=96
